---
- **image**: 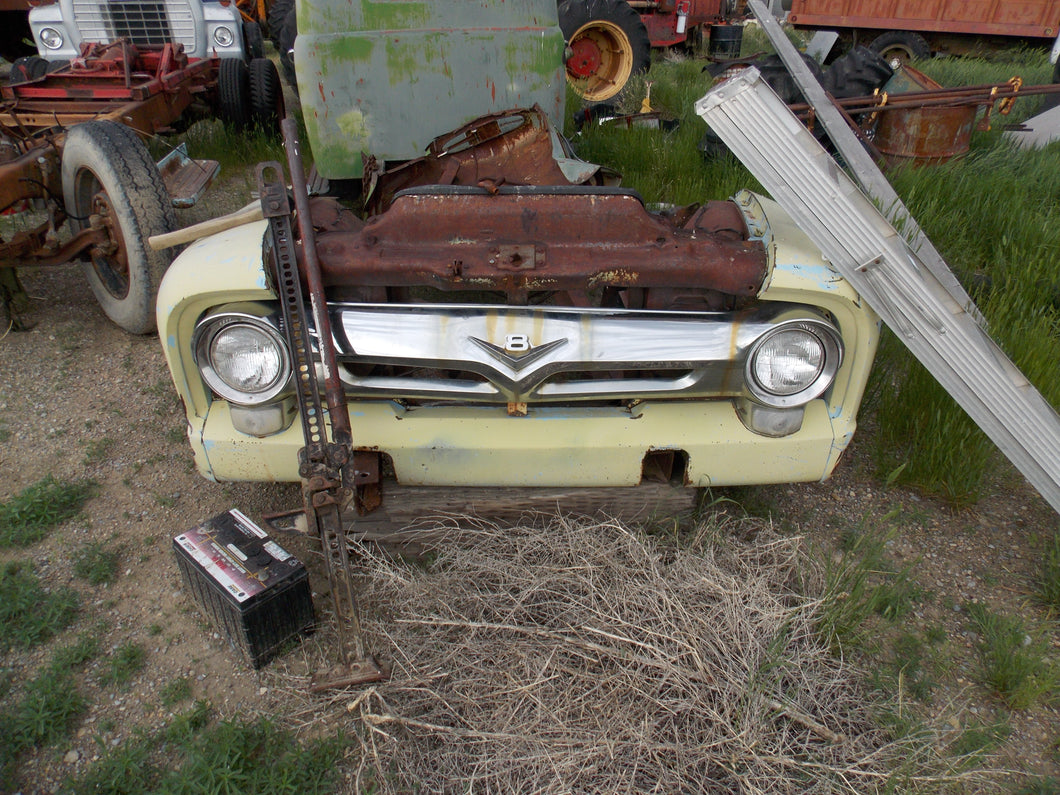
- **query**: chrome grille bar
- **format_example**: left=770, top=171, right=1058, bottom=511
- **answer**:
left=71, top=0, right=196, bottom=49
left=330, top=302, right=836, bottom=403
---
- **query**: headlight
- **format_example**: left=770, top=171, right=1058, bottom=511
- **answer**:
left=213, top=25, right=235, bottom=47
left=745, top=320, right=842, bottom=408
left=194, top=314, right=291, bottom=405
left=39, top=27, right=64, bottom=50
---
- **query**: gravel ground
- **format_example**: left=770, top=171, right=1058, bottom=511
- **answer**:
left=1, top=154, right=1058, bottom=792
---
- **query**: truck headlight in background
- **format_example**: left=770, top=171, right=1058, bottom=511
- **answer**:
left=212, top=25, right=235, bottom=48
left=39, top=27, right=64, bottom=50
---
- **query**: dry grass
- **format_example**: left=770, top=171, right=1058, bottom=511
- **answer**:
left=293, top=513, right=1000, bottom=793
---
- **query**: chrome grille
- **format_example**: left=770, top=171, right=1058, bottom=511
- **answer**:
left=329, top=302, right=839, bottom=404
left=71, top=0, right=196, bottom=49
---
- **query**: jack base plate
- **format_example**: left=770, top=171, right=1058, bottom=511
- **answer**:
left=310, top=658, right=387, bottom=692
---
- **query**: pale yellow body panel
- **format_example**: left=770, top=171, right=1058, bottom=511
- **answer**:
left=157, top=195, right=880, bottom=487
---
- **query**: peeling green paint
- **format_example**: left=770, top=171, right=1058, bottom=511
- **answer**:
left=336, top=109, right=372, bottom=151
left=503, top=36, right=562, bottom=78
left=362, top=1, right=431, bottom=30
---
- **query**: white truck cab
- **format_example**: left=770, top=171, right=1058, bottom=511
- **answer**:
left=29, top=0, right=247, bottom=61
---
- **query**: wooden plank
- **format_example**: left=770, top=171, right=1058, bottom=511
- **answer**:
left=347, top=482, right=701, bottom=540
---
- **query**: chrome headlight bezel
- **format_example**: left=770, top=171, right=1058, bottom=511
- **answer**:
left=193, top=313, right=291, bottom=406
left=744, top=319, right=843, bottom=409
left=39, top=27, right=64, bottom=50
left=212, top=25, right=235, bottom=48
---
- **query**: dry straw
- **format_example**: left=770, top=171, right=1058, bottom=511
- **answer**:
left=295, top=512, right=993, bottom=793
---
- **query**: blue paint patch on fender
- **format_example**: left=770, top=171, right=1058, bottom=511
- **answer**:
left=776, top=261, right=845, bottom=291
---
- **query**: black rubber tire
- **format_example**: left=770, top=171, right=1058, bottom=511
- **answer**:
left=217, top=57, right=252, bottom=129
left=61, top=121, right=176, bottom=334
left=8, top=55, right=48, bottom=85
left=267, top=0, right=294, bottom=47
left=249, top=57, right=284, bottom=131
left=823, top=45, right=893, bottom=99
left=242, top=20, right=265, bottom=61
left=869, top=30, right=931, bottom=68
left=558, top=0, right=651, bottom=104
left=753, top=53, right=824, bottom=104
left=278, top=5, right=298, bottom=91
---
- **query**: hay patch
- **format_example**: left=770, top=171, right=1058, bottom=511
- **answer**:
left=333, top=514, right=987, bottom=792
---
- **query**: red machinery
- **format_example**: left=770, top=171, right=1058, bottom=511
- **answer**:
left=0, top=40, right=282, bottom=333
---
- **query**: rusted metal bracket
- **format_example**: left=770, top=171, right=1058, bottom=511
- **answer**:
left=256, top=122, right=384, bottom=690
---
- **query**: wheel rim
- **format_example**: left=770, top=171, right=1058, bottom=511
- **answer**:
left=566, top=20, right=634, bottom=102
left=75, top=171, right=130, bottom=300
left=879, top=45, right=914, bottom=70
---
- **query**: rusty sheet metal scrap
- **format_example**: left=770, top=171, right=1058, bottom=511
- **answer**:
left=362, top=106, right=612, bottom=217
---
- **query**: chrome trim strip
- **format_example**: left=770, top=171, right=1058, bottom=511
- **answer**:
left=329, top=302, right=840, bottom=403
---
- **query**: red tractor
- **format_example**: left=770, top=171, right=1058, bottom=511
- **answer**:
left=558, top=0, right=740, bottom=102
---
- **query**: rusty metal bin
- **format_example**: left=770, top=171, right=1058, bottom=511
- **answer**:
left=874, top=66, right=977, bottom=165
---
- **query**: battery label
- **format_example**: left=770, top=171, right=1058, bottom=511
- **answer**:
left=175, top=510, right=302, bottom=603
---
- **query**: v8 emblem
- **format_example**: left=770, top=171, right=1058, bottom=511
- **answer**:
left=505, top=334, right=530, bottom=352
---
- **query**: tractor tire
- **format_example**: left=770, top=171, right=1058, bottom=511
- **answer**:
left=242, top=20, right=265, bottom=60
left=249, top=57, right=284, bottom=132
left=558, top=0, right=651, bottom=104
left=8, top=55, right=48, bottom=85
left=822, top=45, right=892, bottom=99
left=217, top=57, right=252, bottom=129
left=267, top=0, right=294, bottom=47
left=278, top=5, right=298, bottom=91
left=753, top=53, right=824, bottom=104
left=869, top=30, right=930, bottom=69
left=61, top=121, right=176, bottom=334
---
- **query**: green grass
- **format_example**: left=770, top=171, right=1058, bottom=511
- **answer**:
left=869, top=628, right=947, bottom=703
left=965, top=603, right=1059, bottom=709
left=815, top=514, right=923, bottom=651
left=53, top=631, right=103, bottom=669
left=0, top=562, right=79, bottom=651
left=0, top=665, right=88, bottom=788
left=1014, top=777, right=1060, bottom=794
left=945, top=718, right=1012, bottom=763
left=82, top=437, right=115, bottom=465
left=0, top=475, right=97, bottom=547
left=64, top=701, right=351, bottom=795
left=170, top=118, right=289, bottom=173
left=99, top=642, right=147, bottom=688
left=73, top=541, right=121, bottom=586
left=1037, top=530, right=1060, bottom=610
left=159, top=677, right=193, bottom=710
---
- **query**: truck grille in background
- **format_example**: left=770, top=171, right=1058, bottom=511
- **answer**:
left=71, top=0, right=196, bottom=49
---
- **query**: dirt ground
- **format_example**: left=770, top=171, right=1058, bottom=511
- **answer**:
left=0, top=159, right=1058, bottom=792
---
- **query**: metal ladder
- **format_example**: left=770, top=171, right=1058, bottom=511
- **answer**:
left=695, top=8, right=1060, bottom=513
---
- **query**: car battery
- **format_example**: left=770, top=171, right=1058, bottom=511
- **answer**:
left=173, top=509, right=315, bottom=669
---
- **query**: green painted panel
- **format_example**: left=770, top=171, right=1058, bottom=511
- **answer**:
left=361, top=1, right=432, bottom=30
left=296, top=0, right=566, bottom=179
